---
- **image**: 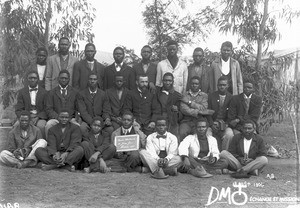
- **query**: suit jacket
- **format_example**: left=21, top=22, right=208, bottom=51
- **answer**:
left=111, top=127, right=146, bottom=148
left=15, top=86, right=48, bottom=119
left=123, top=88, right=159, bottom=126
left=77, top=88, right=111, bottom=125
left=83, top=131, right=111, bottom=153
left=105, top=87, right=129, bottom=120
left=7, top=124, right=42, bottom=153
left=132, top=62, right=157, bottom=85
left=46, top=85, right=79, bottom=119
left=187, top=63, right=213, bottom=94
left=228, top=93, right=263, bottom=131
left=103, top=63, right=135, bottom=90
left=211, top=57, right=243, bottom=95
left=207, top=91, right=232, bottom=125
left=47, top=122, right=82, bottom=155
left=228, top=133, right=266, bottom=159
left=45, top=53, right=78, bottom=91
left=72, top=59, right=105, bottom=90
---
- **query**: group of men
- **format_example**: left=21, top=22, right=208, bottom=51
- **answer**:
left=0, top=38, right=268, bottom=179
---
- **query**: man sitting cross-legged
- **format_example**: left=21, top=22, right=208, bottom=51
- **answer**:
left=178, top=118, right=228, bottom=178
left=0, top=111, right=47, bottom=168
left=139, top=117, right=181, bottom=178
left=111, top=112, right=146, bottom=172
left=220, top=120, right=268, bottom=178
left=35, top=109, right=84, bottom=171
left=81, top=117, right=116, bottom=173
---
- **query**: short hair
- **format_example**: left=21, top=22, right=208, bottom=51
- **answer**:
left=113, top=47, right=124, bottom=54
left=36, top=47, right=48, bottom=56
left=142, top=45, right=152, bottom=52
left=58, top=108, right=70, bottom=115
left=85, top=43, right=96, bottom=51
left=88, top=71, right=98, bottom=78
left=221, top=41, right=233, bottom=49
left=19, top=110, right=31, bottom=119
left=27, top=70, right=39, bottom=79
left=218, top=76, right=229, bottom=84
left=92, top=116, right=103, bottom=125
left=59, top=69, right=70, bottom=78
left=59, top=37, right=70, bottom=43
left=243, top=119, right=256, bottom=128
left=163, top=72, right=174, bottom=80
left=155, top=116, right=168, bottom=125
left=122, top=111, right=134, bottom=119
left=193, top=47, right=204, bottom=54
left=190, top=76, right=201, bottom=83
left=196, top=117, right=208, bottom=126
left=166, top=40, right=178, bottom=47
left=243, top=78, right=255, bottom=86
left=136, top=74, right=148, bottom=81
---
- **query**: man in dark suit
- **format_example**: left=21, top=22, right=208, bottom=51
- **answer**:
left=220, top=120, right=268, bottom=178
left=123, top=75, right=159, bottom=135
left=103, top=47, right=135, bottom=90
left=154, top=72, right=182, bottom=137
left=132, top=45, right=157, bottom=93
left=106, top=72, right=129, bottom=130
left=207, top=76, right=233, bottom=150
left=228, top=80, right=263, bottom=134
left=81, top=117, right=116, bottom=173
left=77, top=73, right=113, bottom=135
left=35, top=109, right=84, bottom=171
left=15, top=71, right=48, bottom=138
left=45, top=70, right=80, bottom=137
left=73, top=43, right=105, bottom=90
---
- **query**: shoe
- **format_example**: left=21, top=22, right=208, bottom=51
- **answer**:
left=83, top=167, right=91, bottom=173
left=249, top=169, right=259, bottom=176
left=41, top=163, right=57, bottom=171
left=141, top=167, right=150, bottom=173
left=150, top=167, right=169, bottom=179
left=222, top=169, right=229, bottom=174
left=163, top=167, right=178, bottom=176
left=63, top=165, right=76, bottom=172
left=17, top=160, right=31, bottom=169
left=188, top=166, right=213, bottom=178
left=231, top=169, right=251, bottom=178
left=110, top=166, right=127, bottom=173
left=215, top=169, right=222, bottom=175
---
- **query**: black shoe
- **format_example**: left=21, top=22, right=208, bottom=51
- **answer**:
left=231, top=169, right=251, bottom=178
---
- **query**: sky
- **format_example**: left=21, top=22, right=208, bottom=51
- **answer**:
left=90, top=0, right=300, bottom=56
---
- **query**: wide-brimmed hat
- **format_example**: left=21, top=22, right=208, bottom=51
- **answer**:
left=150, top=167, right=169, bottom=179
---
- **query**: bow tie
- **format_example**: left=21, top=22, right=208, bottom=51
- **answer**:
left=29, top=88, right=38, bottom=92
left=156, top=135, right=167, bottom=139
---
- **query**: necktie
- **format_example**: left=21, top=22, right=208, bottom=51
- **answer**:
left=91, top=92, right=96, bottom=99
left=62, top=89, right=67, bottom=97
left=156, top=135, right=167, bottom=139
left=116, top=64, right=121, bottom=71
left=88, top=62, right=94, bottom=71
left=245, top=97, right=250, bottom=114
left=123, top=129, right=127, bottom=135
left=29, top=88, right=38, bottom=92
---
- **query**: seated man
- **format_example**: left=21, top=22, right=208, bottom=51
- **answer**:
left=77, top=72, right=113, bottom=135
left=111, top=112, right=146, bottom=172
left=15, top=70, right=48, bottom=138
left=207, top=76, right=233, bottom=151
left=220, top=120, right=268, bottom=178
left=35, top=109, right=84, bottom=171
left=0, top=111, right=47, bottom=168
left=105, top=73, right=129, bottom=130
left=139, top=117, right=181, bottom=177
left=178, top=118, right=228, bottom=178
left=81, top=117, right=116, bottom=173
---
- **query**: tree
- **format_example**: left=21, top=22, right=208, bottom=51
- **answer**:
left=142, top=0, right=217, bottom=61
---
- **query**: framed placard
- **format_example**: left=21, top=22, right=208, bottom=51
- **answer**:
left=114, top=134, right=139, bottom=152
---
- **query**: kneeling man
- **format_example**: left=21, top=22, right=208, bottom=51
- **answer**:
left=35, top=109, right=84, bottom=171
left=220, top=120, right=268, bottom=178
left=179, top=118, right=228, bottom=178
left=139, top=117, right=181, bottom=177
left=0, top=111, right=47, bottom=168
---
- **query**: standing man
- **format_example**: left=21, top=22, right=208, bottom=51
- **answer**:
left=106, top=73, right=129, bottom=130
left=220, top=120, right=268, bottom=178
left=15, top=71, right=48, bottom=138
left=211, top=41, right=243, bottom=95
left=133, top=45, right=157, bottom=93
left=207, top=76, right=233, bottom=150
left=45, top=37, right=78, bottom=91
left=35, top=109, right=84, bottom=171
left=77, top=73, right=113, bottom=135
left=73, top=43, right=105, bottom=90
left=103, top=47, right=135, bottom=90
left=187, top=47, right=213, bottom=94
left=0, top=111, right=47, bottom=168
left=156, top=40, right=188, bottom=94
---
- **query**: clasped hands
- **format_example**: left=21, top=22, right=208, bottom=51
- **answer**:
left=157, top=157, right=168, bottom=168
left=238, top=157, right=253, bottom=165
left=53, top=152, right=69, bottom=166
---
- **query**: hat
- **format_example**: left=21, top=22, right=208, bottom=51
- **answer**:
left=267, top=145, right=279, bottom=157
left=150, top=167, right=169, bottom=179
left=188, top=166, right=213, bottom=178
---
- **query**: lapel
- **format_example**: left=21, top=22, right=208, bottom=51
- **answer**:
left=55, top=55, right=61, bottom=71
left=239, top=137, right=245, bottom=155
left=36, top=87, right=43, bottom=104
left=67, top=55, right=73, bottom=69
left=55, top=87, right=64, bottom=101
left=110, top=88, right=120, bottom=103
left=120, top=88, right=128, bottom=104
left=223, top=92, right=231, bottom=106
left=24, top=88, right=31, bottom=106
left=239, top=94, right=247, bottom=111
left=248, top=136, right=257, bottom=156
left=60, top=123, right=71, bottom=145
left=85, top=88, right=93, bottom=104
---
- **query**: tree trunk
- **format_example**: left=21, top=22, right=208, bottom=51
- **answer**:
left=44, top=0, right=52, bottom=49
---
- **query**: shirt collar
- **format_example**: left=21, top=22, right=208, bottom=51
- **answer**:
left=59, top=85, right=68, bottom=90
left=29, top=86, right=38, bottom=90
left=115, top=62, right=123, bottom=67
left=244, top=93, right=252, bottom=99
left=89, top=88, right=97, bottom=94
left=188, top=89, right=201, bottom=97
left=122, top=126, right=132, bottom=133
left=87, top=60, right=94, bottom=64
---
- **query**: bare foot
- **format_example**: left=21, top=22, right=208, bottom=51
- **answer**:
left=99, top=158, right=110, bottom=173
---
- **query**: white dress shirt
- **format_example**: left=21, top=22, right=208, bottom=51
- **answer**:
left=243, top=138, right=252, bottom=155
left=29, top=86, right=38, bottom=106
left=37, top=64, right=46, bottom=80
left=221, top=58, right=230, bottom=75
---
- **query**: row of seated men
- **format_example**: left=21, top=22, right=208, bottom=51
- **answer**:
left=0, top=109, right=268, bottom=179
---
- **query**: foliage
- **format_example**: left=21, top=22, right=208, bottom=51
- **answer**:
left=142, top=0, right=217, bottom=61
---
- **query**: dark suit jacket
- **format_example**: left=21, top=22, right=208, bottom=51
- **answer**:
left=123, top=88, right=159, bottom=125
left=105, top=87, right=129, bottom=120
left=72, top=59, right=105, bottom=90
left=77, top=88, right=111, bottom=125
left=153, top=87, right=182, bottom=126
left=228, top=133, right=266, bottom=160
left=207, top=91, right=232, bottom=125
left=15, top=86, right=48, bottom=119
left=132, top=62, right=157, bottom=85
left=83, top=131, right=111, bottom=153
left=46, top=85, right=79, bottom=119
left=103, top=63, right=135, bottom=90
left=47, top=122, right=82, bottom=155
left=228, top=93, right=262, bottom=131
left=187, top=63, right=213, bottom=94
